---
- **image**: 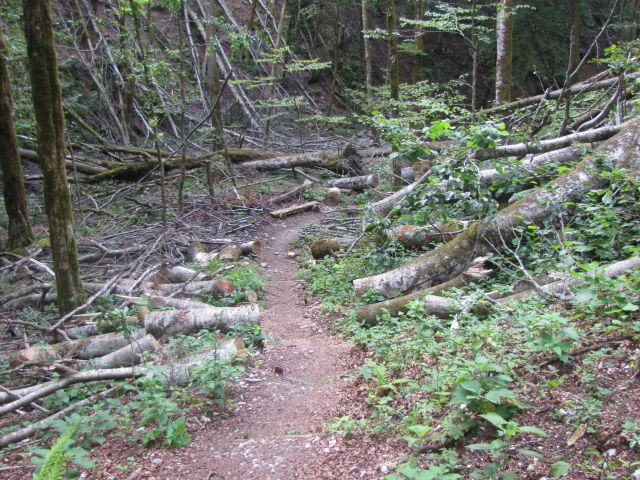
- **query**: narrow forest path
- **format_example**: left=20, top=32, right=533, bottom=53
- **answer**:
left=157, top=211, right=353, bottom=479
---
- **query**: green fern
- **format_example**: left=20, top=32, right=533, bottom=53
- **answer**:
left=32, top=423, right=78, bottom=480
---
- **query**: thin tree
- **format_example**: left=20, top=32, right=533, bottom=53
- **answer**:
left=495, top=0, right=513, bottom=105
left=412, top=0, right=424, bottom=84
left=23, top=0, right=83, bottom=313
left=387, top=0, right=399, bottom=104
left=361, top=0, right=373, bottom=99
left=0, top=25, right=34, bottom=249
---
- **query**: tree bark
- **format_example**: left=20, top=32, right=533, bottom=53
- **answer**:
left=269, top=201, right=320, bottom=218
left=331, top=174, right=379, bottom=191
left=475, top=124, right=619, bottom=160
left=0, top=27, right=34, bottom=249
left=91, top=334, right=160, bottom=369
left=361, top=0, right=373, bottom=98
left=355, top=257, right=492, bottom=324
left=368, top=168, right=432, bottom=216
left=23, top=0, right=84, bottom=313
left=238, top=150, right=354, bottom=171
left=495, top=0, right=514, bottom=104
left=388, top=221, right=469, bottom=249
left=143, top=305, right=260, bottom=337
left=354, top=117, right=640, bottom=299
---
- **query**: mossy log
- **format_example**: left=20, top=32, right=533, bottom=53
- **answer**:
left=475, top=125, right=619, bottom=160
left=388, top=221, right=469, bottom=249
left=356, top=257, right=492, bottom=324
left=143, top=305, right=260, bottom=337
left=237, top=148, right=361, bottom=173
left=354, top=117, right=640, bottom=299
left=310, top=238, right=354, bottom=259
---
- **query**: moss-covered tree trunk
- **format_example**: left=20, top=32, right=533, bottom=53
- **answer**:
left=495, top=0, right=513, bottom=105
left=23, top=0, right=83, bottom=313
left=0, top=27, right=34, bottom=249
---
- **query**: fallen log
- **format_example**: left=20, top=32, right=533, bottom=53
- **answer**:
left=497, top=256, right=640, bottom=304
left=451, top=73, right=638, bottom=122
left=166, top=265, right=207, bottom=283
left=401, top=166, right=416, bottom=183
left=475, top=124, right=619, bottom=160
left=478, top=145, right=586, bottom=186
left=0, top=367, right=144, bottom=417
left=388, top=221, right=469, bottom=250
left=237, top=150, right=358, bottom=173
left=356, top=257, right=492, bottom=324
left=153, top=278, right=235, bottom=297
left=218, top=245, right=243, bottom=261
left=330, top=174, right=379, bottom=191
left=143, top=304, right=260, bottom=337
left=310, top=238, right=354, bottom=259
left=354, top=116, right=640, bottom=299
left=91, top=334, right=160, bottom=369
left=269, top=201, right=320, bottom=219
left=239, top=240, right=262, bottom=255
left=368, top=169, right=432, bottom=217
left=272, top=180, right=312, bottom=204
left=323, top=187, right=342, bottom=206
left=0, top=386, right=118, bottom=448
left=66, top=329, right=147, bottom=359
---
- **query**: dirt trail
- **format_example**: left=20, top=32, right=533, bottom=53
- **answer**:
left=157, top=211, right=352, bottom=479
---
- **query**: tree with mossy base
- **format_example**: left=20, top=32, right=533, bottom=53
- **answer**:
left=0, top=24, right=34, bottom=250
left=23, top=0, right=83, bottom=313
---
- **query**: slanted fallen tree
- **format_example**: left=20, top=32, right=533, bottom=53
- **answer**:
left=387, top=221, right=469, bottom=250
left=353, top=117, right=640, bottom=299
left=368, top=169, right=432, bottom=216
left=475, top=124, right=619, bottom=160
left=355, top=257, right=492, bottom=324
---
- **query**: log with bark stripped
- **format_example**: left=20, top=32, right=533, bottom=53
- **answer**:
left=388, top=221, right=469, bottom=249
left=91, top=334, right=160, bottom=369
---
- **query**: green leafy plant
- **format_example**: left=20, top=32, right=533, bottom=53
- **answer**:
left=534, top=327, right=580, bottom=363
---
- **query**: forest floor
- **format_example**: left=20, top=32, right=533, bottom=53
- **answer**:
left=76, top=209, right=404, bottom=479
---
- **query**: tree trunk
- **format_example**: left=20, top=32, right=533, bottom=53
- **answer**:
left=237, top=150, right=355, bottom=171
left=411, top=0, right=424, bottom=84
left=361, top=0, right=373, bottom=98
left=0, top=28, right=34, bottom=249
left=387, top=0, right=399, bottom=104
left=23, top=0, right=83, bottom=313
left=91, top=334, right=160, bottom=369
left=388, top=221, right=469, bottom=249
left=272, top=180, right=312, bottom=204
left=495, top=0, right=514, bottom=105
left=354, top=117, right=640, bottom=299
left=263, top=0, right=288, bottom=145
left=569, top=0, right=582, bottom=75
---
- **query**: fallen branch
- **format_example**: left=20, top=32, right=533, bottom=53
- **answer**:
left=272, top=180, right=312, bottom=204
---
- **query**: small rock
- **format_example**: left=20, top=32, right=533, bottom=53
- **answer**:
left=260, top=262, right=268, bottom=268
left=152, top=458, right=163, bottom=465
left=632, top=468, right=640, bottom=480
left=287, top=251, right=296, bottom=258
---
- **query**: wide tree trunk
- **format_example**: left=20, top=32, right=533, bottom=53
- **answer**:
left=23, top=0, right=83, bottom=313
left=0, top=28, right=34, bottom=249
left=495, top=0, right=514, bottom=104
left=354, top=117, right=640, bottom=299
